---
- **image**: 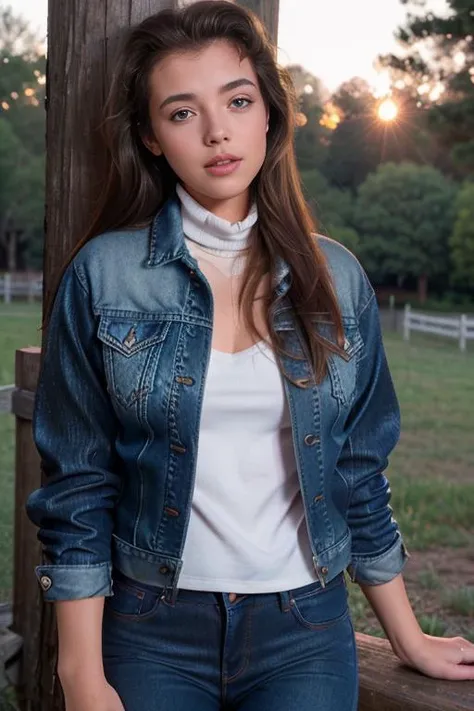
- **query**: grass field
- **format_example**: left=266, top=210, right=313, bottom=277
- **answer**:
left=0, top=303, right=473, bottom=640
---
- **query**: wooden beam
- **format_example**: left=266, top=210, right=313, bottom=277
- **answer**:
left=357, top=633, right=474, bottom=711
left=11, top=348, right=42, bottom=710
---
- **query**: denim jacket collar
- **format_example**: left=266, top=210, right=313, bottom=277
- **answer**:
left=146, top=195, right=291, bottom=292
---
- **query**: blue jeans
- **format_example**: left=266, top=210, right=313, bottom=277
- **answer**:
left=102, top=570, right=358, bottom=711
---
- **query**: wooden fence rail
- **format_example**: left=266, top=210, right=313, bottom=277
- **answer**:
left=404, top=304, right=474, bottom=352
left=3, top=347, right=474, bottom=709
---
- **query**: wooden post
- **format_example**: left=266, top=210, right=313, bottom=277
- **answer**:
left=11, top=348, right=42, bottom=709
left=238, top=0, right=279, bottom=43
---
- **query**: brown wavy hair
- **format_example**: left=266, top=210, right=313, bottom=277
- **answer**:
left=57, top=0, right=345, bottom=384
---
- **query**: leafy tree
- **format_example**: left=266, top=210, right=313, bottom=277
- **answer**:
left=0, top=5, right=45, bottom=269
left=382, top=0, right=474, bottom=175
left=0, top=117, right=44, bottom=270
left=354, top=162, right=457, bottom=302
left=325, top=74, right=444, bottom=191
left=0, top=51, right=46, bottom=156
left=0, top=5, right=41, bottom=56
left=287, top=65, right=332, bottom=172
left=449, top=182, right=474, bottom=287
left=0, top=6, right=46, bottom=158
left=331, top=77, right=376, bottom=120
left=301, top=169, right=359, bottom=252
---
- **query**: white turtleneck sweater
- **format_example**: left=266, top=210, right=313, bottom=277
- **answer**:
left=177, top=184, right=317, bottom=593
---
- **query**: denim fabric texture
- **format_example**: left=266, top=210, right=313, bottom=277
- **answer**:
left=26, top=195, right=408, bottom=602
left=102, top=570, right=358, bottom=711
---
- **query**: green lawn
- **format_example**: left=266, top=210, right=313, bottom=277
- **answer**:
left=386, top=332, right=474, bottom=548
left=0, top=306, right=473, bottom=641
left=0, top=303, right=41, bottom=386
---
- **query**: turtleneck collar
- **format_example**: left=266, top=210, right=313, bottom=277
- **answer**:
left=176, top=183, right=258, bottom=253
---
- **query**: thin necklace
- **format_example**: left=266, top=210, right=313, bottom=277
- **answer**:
left=189, top=242, right=248, bottom=260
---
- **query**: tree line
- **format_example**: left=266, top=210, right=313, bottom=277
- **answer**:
left=0, top=1, right=473, bottom=306
left=0, top=6, right=45, bottom=272
left=290, top=0, right=474, bottom=305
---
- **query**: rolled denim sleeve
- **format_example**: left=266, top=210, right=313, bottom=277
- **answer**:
left=341, top=291, right=409, bottom=585
left=26, top=261, right=120, bottom=601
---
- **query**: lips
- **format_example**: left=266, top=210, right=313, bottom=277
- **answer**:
left=204, top=154, right=242, bottom=168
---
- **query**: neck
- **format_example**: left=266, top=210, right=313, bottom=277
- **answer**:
left=183, top=185, right=251, bottom=222
left=176, top=183, right=258, bottom=253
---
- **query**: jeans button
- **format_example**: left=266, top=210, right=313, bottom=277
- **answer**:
left=304, top=434, right=320, bottom=446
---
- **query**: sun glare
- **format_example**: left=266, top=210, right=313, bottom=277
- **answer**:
left=378, top=99, right=399, bottom=122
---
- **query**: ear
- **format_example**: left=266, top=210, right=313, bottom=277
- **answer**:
left=142, top=134, right=162, bottom=157
left=265, top=108, right=270, bottom=133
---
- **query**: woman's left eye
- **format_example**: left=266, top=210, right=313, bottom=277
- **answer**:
left=231, top=97, right=252, bottom=109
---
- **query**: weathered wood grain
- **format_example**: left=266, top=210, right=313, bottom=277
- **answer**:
left=239, top=0, right=279, bottom=45
left=357, top=633, right=474, bottom=711
left=12, top=349, right=42, bottom=711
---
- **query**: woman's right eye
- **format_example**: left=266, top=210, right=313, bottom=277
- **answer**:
left=171, top=109, right=193, bottom=122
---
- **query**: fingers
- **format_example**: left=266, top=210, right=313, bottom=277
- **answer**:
left=443, top=663, right=474, bottom=681
left=458, top=638, right=474, bottom=665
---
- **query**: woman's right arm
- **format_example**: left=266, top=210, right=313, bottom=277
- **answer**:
left=56, top=599, right=124, bottom=710
left=26, top=260, right=123, bottom=707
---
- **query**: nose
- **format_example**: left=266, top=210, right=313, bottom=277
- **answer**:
left=203, top=113, right=230, bottom=147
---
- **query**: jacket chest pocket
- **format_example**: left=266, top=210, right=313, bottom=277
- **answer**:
left=97, top=317, right=171, bottom=409
left=326, top=321, right=364, bottom=408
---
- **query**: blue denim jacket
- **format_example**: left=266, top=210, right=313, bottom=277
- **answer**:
left=26, top=196, right=408, bottom=602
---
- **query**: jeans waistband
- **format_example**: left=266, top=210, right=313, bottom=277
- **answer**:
left=112, top=568, right=344, bottom=609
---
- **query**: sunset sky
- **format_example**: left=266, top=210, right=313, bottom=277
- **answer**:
left=14, top=0, right=449, bottom=91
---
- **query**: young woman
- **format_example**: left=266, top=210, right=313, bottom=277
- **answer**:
left=26, top=2, right=474, bottom=710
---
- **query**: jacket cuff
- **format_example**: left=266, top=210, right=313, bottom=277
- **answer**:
left=347, top=534, right=409, bottom=585
left=35, top=562, right=113, bottom=601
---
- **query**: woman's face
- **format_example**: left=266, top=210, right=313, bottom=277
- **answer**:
left=144, top=40, right=269, bottom=221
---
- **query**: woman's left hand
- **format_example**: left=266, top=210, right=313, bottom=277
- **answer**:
left=402, top=634, right=474, bottom=680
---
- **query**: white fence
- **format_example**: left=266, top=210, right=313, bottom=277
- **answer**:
left=0, top=385, right=14, bottom=414
left=0, top=274, right=42, bottom=303
left=403, top=304, right=474, bottom=352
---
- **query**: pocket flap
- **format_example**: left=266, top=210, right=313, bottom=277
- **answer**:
left=98, top=317, right=170, bottom=357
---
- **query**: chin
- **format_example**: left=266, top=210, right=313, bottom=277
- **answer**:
left=203, top=178, right=256, bottom=201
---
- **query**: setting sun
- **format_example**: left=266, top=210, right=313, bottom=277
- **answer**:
left=378, top=98, right=399, bottom=122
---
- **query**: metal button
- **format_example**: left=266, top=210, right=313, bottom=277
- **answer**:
left=176, top=376, right=194, bottom=386
left=320, top=566, right=329, bottom=575
left=313, top=494, right=324, bottom=504
left=39, top=575, right=52, bottom=591
left=159, top=566, right=170, bottom=576
left=170, top=443, right=187, bottom=454
left=304, top=434, right=320, bottom=446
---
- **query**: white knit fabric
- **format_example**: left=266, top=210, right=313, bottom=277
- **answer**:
left=177, top=186, right=317, bottom=593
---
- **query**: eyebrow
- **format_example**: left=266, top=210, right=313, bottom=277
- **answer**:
left=159, top=78, right=257, bottom=110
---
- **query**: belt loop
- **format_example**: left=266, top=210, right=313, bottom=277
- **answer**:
left=278, top=590, right=291, bottom=613
left=163, top=583, right=179, bottom=607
